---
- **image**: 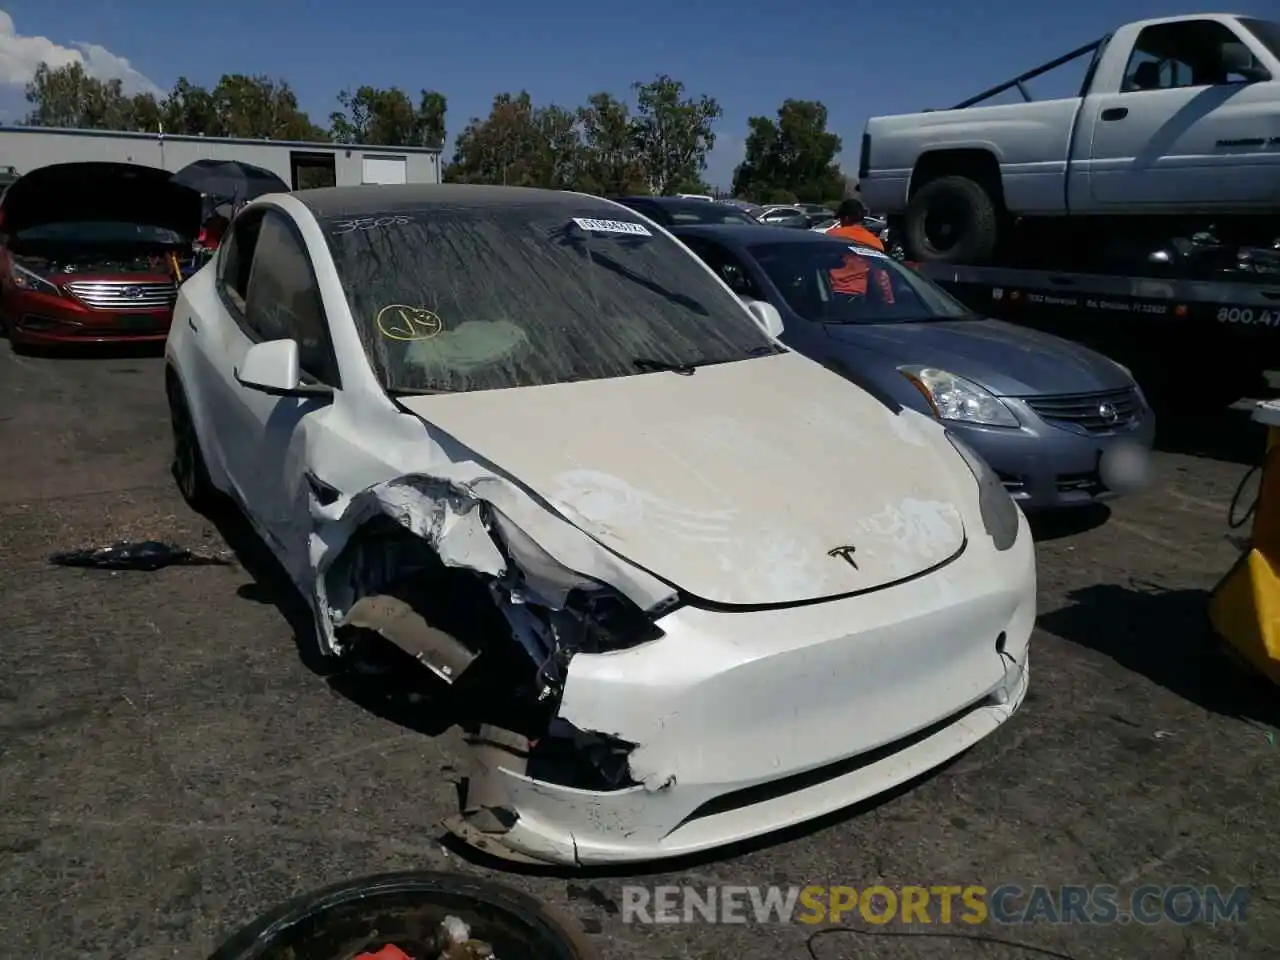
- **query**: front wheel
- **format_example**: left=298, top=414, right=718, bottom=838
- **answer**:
left=167, top=377, right=217, bottom=511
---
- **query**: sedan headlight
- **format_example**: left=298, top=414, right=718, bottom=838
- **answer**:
left=946, top=431, right=1020, bottom=551
left=11, top=261, right=61, bottom=296
left=900, top=366, right=1019, bottom=428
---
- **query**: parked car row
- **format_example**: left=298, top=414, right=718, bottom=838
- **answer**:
left=0, top=165, right=1153, bottom=869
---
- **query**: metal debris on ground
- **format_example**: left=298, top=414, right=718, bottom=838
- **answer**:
left=49, top=540, right=234, bottom=572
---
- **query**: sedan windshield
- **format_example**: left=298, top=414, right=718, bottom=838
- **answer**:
left=748, top=240, right=975, bottom=323
left=320, top=205, right=781, bottom=394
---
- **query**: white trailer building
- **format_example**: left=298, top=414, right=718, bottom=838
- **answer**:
left=0, top=126, right=442, bottom=189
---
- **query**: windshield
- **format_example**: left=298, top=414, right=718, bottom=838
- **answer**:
left=1241, top=18, right=1280, bottom=59
left=636, top=201, right=758, bottom=225
left=321, top=204, right=781, bottom=394
left=15, top=221, right=185, bottom=245
left=748, top=241, right=975, bottom=323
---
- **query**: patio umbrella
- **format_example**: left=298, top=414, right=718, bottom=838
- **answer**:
left=171, top=159, right=289, bottom=207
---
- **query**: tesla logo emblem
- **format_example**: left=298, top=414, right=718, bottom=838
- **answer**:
left=1098, top=402, right=1119, bottom=422
left=827, top=545, right=859, bottom=569
left=123, top=286, right=143, bottom=299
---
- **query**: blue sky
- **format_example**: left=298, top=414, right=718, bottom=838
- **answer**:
left=0, top=1, right=1275, bottom=188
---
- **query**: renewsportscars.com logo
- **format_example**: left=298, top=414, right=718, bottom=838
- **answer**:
left=620, top=884, right=1249, bottom=926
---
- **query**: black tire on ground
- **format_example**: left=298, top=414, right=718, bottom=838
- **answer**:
left=166, top=375, right=217, bottom=511
left=206, top=871, right=602, bottom=960
left=904, top=174, right=1000, bottom=264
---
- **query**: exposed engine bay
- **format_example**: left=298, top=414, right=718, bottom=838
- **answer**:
left=13, top=248, right=181, bottom=278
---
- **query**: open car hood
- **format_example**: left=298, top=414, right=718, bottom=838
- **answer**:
left=0, top=162, right=203, bottom=241
left=397, top=352, right=969, bottom=608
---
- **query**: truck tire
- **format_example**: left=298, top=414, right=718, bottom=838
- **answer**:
left=904, top=175, right=1000, bottom=264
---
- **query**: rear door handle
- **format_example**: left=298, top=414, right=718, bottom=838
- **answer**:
left=1101, top=107, right=1128, bottom=121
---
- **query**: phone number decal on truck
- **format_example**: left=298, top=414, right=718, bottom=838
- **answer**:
left=1217, top=308, right=1280, bottom=327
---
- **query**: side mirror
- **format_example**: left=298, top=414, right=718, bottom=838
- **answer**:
left=1222, top=41, right=1271, bottom=82
left=745, top=299, right=784, bottom=338
left=234, top=339, right=331, bottom=398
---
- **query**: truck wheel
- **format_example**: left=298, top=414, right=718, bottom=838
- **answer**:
left=905, top=175, right=1000, bottom=264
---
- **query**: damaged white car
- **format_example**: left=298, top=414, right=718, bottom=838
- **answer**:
left=164, top=184, right=1036, bottom=867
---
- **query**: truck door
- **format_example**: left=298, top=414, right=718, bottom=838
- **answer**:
left=1084, top=18, right=1280, bottom=207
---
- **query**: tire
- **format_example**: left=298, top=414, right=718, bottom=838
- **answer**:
left=904, top=174, right=1000, bottom=264
left=166, top=376, right=217, bottom=511
left=206, top=871, right=601, bottom=960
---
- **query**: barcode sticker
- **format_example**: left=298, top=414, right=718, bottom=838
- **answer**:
left=572, top=217, right=652, bottom=236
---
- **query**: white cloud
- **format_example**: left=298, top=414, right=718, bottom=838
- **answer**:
left=0, top=10, right=161, bottom=102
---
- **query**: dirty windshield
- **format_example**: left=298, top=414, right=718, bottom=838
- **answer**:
left=1240, top=19, right=1280, bottom=59
left=320, top=204, right=780, bottom=394
left=748, top=241, right=974, bottom=324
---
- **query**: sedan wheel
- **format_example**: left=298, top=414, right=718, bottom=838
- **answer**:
left=167, top=379, right=215, bottom=510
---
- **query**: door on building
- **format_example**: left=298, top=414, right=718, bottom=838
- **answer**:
left=290, top=152, right=337, bottom=190
left=361, top=156, right=408, bottom=184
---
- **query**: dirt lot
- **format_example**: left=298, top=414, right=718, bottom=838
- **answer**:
left=1, top=344, right=1278, bottom=960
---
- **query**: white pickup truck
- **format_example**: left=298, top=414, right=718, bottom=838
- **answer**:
left=858, top=13, right=1280, bottom=264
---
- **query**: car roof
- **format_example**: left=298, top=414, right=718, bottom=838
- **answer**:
left=671, top=223, right=846, bottom=245
left=293, top=183, right=623, bottom=220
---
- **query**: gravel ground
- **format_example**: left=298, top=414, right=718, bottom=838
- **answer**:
left=1, top=344, right=1278, bottom=960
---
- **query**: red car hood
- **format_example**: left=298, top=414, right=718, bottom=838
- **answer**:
left=0, top=162, right=202, bottom=241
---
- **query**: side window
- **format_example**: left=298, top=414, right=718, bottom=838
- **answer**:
left=243, top=211, right=341, bottom=386
left=217, top=212, right=264, bottom=312
left=684, top=239, right=765, bottom=300
left=1122, top=20, right=1263, bottom=91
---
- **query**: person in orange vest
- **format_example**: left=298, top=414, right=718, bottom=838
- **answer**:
left=825, top=198, right=885, bottom=250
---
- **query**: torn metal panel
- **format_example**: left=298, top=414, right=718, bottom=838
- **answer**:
left=339, top=593, right=479, bottom=684
left=307, top=471, right=678, bottom=655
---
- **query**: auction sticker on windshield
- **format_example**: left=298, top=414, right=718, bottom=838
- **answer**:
left=572, top=217, right=652, bottom=236
left=849, top=245, right=889, bottom=259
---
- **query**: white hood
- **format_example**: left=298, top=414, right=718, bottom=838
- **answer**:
left=397, top=352, right=967, bottom=607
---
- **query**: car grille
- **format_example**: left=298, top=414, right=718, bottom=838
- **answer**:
left=1024, top=388, right=1140, bottom=434
left=64, top=280, right=176, bottom=311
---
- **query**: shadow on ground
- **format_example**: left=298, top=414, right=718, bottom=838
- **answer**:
left=1029, top=503, right=1111, bottom=542
left=207, top=497, right=472, bottom=738
left=1155, top=407, right=1266, bottom=466
left=5, top=339, right=167, bottom=361
left=1039, top=580, right=1280, bottom=728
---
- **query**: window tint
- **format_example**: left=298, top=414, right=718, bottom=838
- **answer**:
left=1122, top=20, right=1264, bottom=90
left=682, top=238, right=765, bottom=300
left=746, top=240, right=973, bottom=324
left=1241, top=19, right=1280, bottom=60
left=243, top=211, right=340, bottom=385
left=218, top=211, right=263, bottom=310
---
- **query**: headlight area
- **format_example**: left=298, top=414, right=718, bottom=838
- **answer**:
left=899, top=366, right=1019, bottom=428
left=946, top=431, right=1021, bottom=551
left=11, top=262, right=62, bottom=296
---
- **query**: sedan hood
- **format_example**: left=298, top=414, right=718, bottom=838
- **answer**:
left=398, top=352, right=968, bottom=607
left=824, top=317, right=1132, bottom=396
left=0, top=162, right=203, bottom=240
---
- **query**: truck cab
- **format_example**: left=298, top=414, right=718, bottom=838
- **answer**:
left=860, top=13, right=1280, bottom=264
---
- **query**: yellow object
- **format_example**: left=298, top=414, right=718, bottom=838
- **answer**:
left=1209, top=402, right=1280, bottom=686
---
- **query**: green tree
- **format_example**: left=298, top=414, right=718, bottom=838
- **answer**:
left=23, top=61, right=160, bottom=131
left=329, top=86, right=446, bottom=148
left=160, top=77, right=222, bottom=135
left=629, top=75, right=721, bottom=195
left=209, top=74, right=327, bottom=141
left=576, top=92, right=643, bottom=195
left=445, top=91, right=584, bottom=188
left=732, top=99, right=843, bottom=203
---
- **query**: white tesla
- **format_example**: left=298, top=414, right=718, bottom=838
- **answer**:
left=165, top=184, right=1035, bottom=867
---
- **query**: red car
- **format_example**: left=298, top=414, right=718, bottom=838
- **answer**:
left=0, top=162, right=201, bottom=348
